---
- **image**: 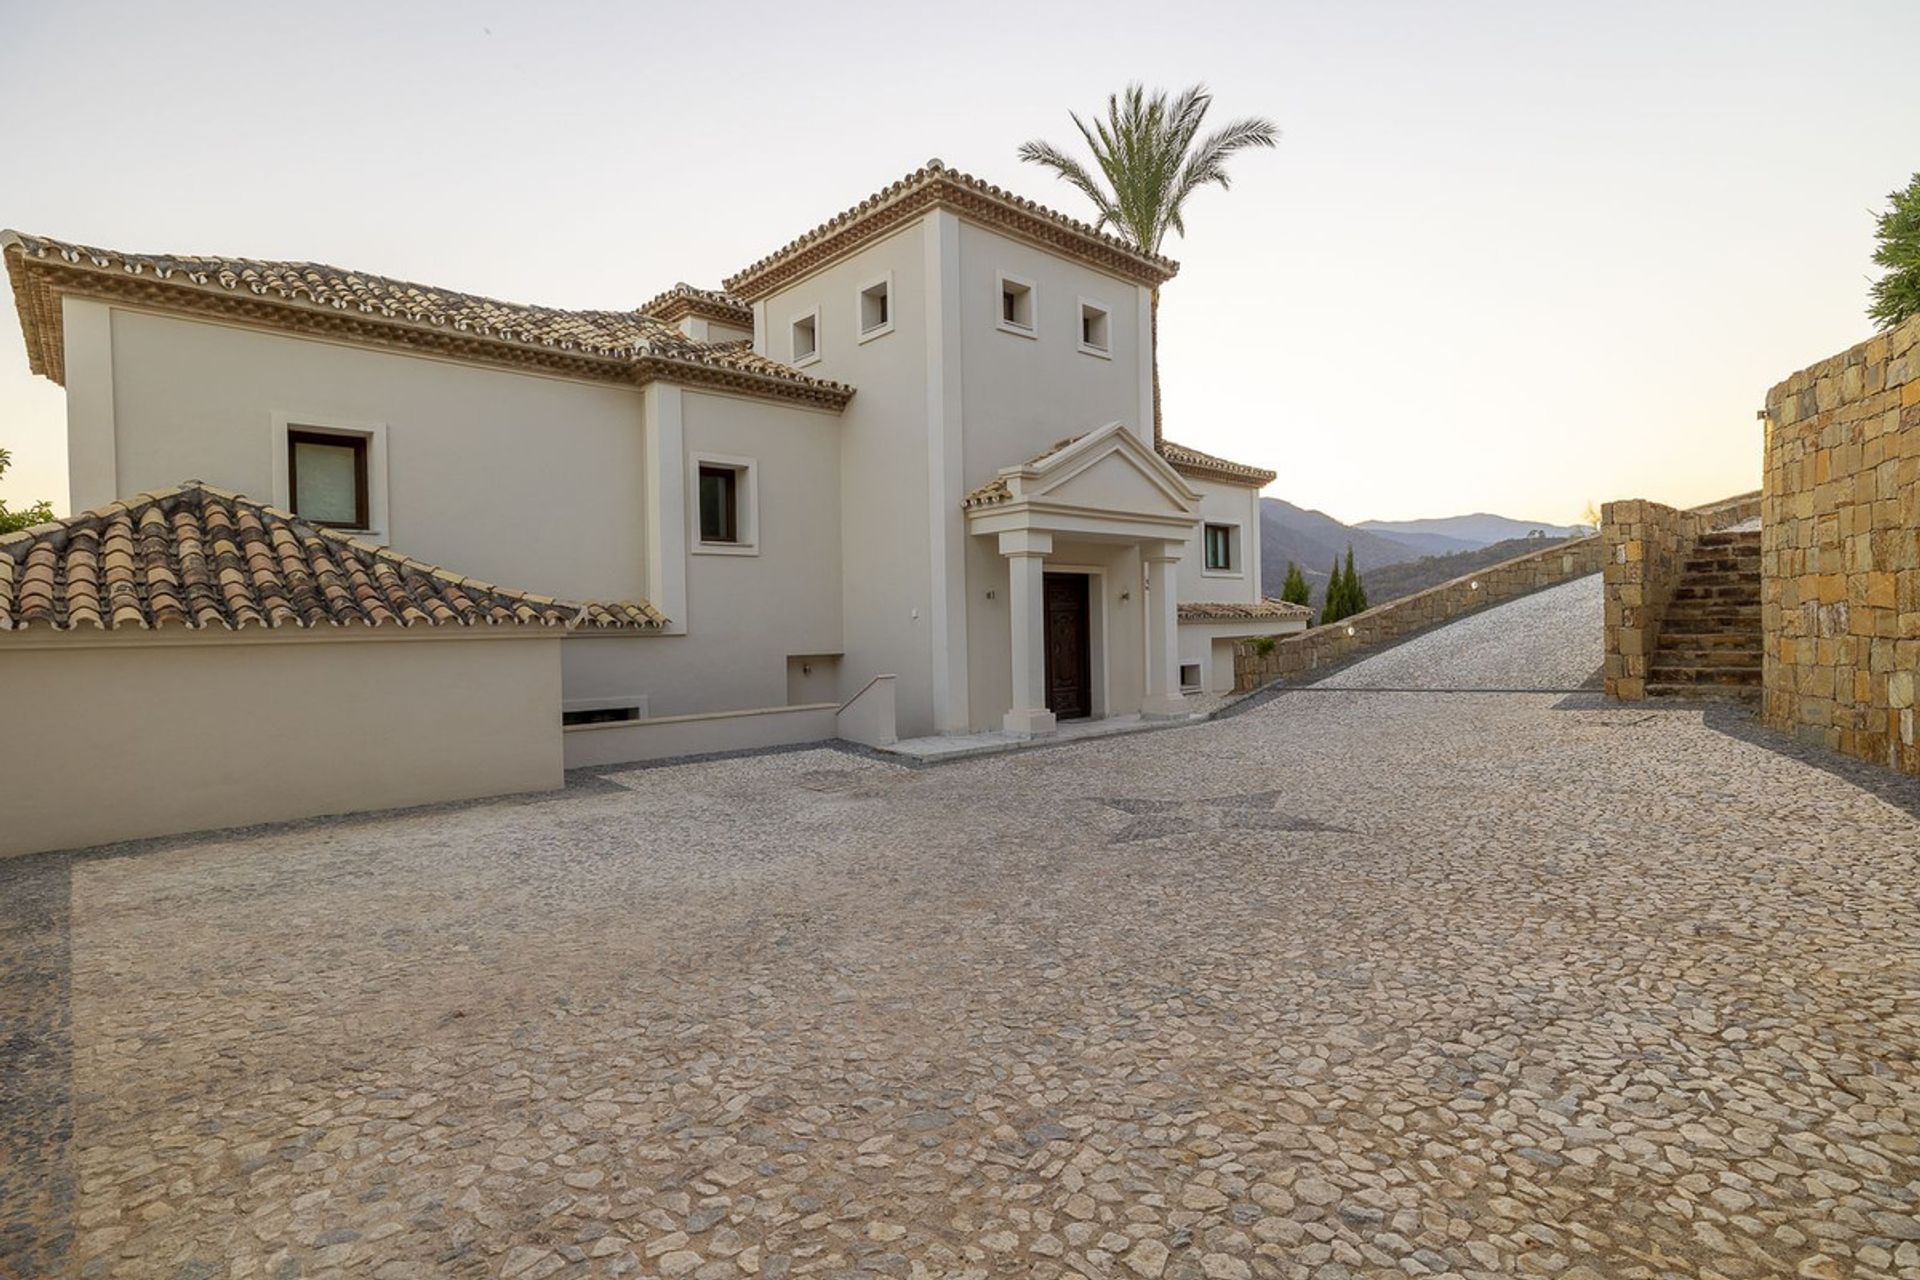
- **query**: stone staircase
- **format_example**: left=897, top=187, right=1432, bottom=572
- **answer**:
left=1647, top=529, right=1762, bottom=702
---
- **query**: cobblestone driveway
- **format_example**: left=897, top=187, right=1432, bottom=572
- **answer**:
left=4, top=579, right=1918, bottom=1279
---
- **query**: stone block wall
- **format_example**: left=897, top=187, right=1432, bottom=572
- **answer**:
left=1762, top=313, right=1920, bottom=773
left=1232, top=536, right=1605, bottom=691
left=1601, top=491, right=1761, bottom=699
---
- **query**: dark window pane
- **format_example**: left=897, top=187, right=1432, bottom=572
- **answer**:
left=289, top=433, right=366, bottom=527
left=699, top=466, right=737, bottom=542
left=1205, top=525, right=1232, bottom=570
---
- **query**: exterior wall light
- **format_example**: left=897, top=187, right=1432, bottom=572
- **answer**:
left=1345, top=625, right=1356, bottom=637
left=1470, top=580, right=1480, bottom=590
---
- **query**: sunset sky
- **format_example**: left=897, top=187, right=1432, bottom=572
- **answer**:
left=2, top=0, right=1914, bottom=525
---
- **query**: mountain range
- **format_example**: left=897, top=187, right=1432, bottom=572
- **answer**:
left=1259, top=499, right=1588, bottom=606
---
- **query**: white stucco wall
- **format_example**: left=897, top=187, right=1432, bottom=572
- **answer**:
left=0, top=631, right=562, bottom=858
left=756, top=221, right=941, bottom=735
left=1177, top=480, right=1264, bottom=605
left=560, top=387, right=843, bottom=718
left=955, top=223, right=1149, bottom=489
left=93, top=306, right=650, bottom=602
left=70, top=305, right=847, bottom=727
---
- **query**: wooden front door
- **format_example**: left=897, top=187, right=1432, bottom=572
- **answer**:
left=1043, top=572, right=1093, bottom=720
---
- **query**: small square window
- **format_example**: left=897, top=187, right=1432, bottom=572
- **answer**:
left=287, top=429, right=370, bottom=529
left=1179, top=662, right=1203, bottom=693
left=998, top=274, right=1034, bottom=334
left=790, top=310, right=819, bottom=365
left=1079, top=301, right=1110, bottom=354
left=858, top=278, right=892, bottom=338
left=699, top=464, right=742, bottom=544
left=1203, top=523, right=1235, bottom=572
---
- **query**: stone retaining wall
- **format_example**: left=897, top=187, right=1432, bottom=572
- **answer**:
left=1231, top=536, right=1605, bottom=691
left=1601, top=491, right=1762, bottom=699
left=1762, top=313, right=1920, bottom=773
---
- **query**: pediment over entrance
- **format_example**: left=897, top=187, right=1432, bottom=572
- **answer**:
left=962, top=423, right=1200, bottom=538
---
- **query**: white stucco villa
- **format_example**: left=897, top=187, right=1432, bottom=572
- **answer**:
left=0, top=160, right=1306, bottom=854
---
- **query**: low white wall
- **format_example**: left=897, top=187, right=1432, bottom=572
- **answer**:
left=836, top=674, right=898, bottom=747
left=0, top=630, right=564, bottom=858
left=564, top=702, right=839, bottom=768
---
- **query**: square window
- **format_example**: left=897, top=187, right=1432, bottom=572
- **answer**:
left=998, top=274, right=1034, bottom=333
left=1204, top=523, right=1235, bottom=572
left=1179, top=662, right=1203, bottom=693
left=790, top=310, right=819, bottom=364
left=287, top=429, right=369, bottom=529
left=699, top=464, right=742, bottom=543
left=859, top=278, right=892, bottom=337
left=1079, top=301, right=1110, bottom=354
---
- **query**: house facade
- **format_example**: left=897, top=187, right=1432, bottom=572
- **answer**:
left=3, top=160, right=1303, bottom=798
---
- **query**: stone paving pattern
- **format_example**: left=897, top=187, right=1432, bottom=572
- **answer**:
left=1311, top=575, right=1600, bottom=691
left=5, top=588, right=1920, bottom=1279
left=1230, top=534, right=1604, bottom=692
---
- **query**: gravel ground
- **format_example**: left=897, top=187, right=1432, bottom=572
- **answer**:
left=1314, top=574, right=1602, bottom=691
left=4, top=580, right=1919, bottom=1280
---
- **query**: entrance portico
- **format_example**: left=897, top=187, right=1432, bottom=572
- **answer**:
left=962, top=424, right=1201, bottom=737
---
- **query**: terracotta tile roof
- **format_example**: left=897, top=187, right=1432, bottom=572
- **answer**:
left=0, top=482, right=666, bottom=633
left=637, top=282, right=754, bottom=328
left=3, top=232, right=851, bottom=410
left=1158, top=439, right=1277, bottom=488
left=961, top=435, right=1088, bottom=509
left=1178, top=599, right=1311, bottom=623
left=725, top=160, right=1180, bottom=301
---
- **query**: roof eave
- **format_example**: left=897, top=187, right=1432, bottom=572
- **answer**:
left=724, top=162, right=1180, bottom=303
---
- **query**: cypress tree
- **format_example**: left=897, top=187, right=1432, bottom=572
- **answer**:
left=1281, top=561, right=1310, bottom=607
left=1323, top=555, right=1346, bottom=625
left=1344, top=546, right=1368, bottom=615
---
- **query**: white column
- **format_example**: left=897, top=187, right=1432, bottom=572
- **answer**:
left=1000, top=529, right=1056, bottom=737
left=1142, top=540, right=1186, bottom=718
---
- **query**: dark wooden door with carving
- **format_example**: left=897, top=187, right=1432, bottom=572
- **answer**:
left=1043, top=572, right=1092, bottom=720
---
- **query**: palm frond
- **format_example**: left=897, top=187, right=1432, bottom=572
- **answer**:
left=1017, top=82, right=1277, bottom=255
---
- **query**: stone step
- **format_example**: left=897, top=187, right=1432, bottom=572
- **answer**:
left=1653, top=650, right=1760, bottom=670
left=1644, top=663, right=1762, bottom=686
left=1646, top=680, right=1762, bottom=704
left=1680, top=564, right=1760, bottom=582
left=1671, top=588, right=1762, bottom=605
left=1659, top=629, right=1761, bottom=646
left=1666, top=602, right=1758, bottom=617
left=1696, top=531, right=1761, bottom=546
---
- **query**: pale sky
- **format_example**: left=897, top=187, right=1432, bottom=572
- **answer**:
left=1, top=0, right=1914, bottom=525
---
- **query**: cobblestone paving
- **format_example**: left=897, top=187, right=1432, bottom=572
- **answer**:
left=6, top=599, right=1920, bottom=1279
left=1313, top=575, right=1603, bottom=691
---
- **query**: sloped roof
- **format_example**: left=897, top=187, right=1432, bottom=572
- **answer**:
left=1158, top=439, right=1277, bottom=488
left=725, top=160, right=1180, bottom=301
left=2, top=233, right=851, bottom=409
left=637, top=282, right=754, bottom=328
left=964, top=431, right=1274, bottom=508
left=0, top=482, right=665, bottom=633
left=1178, top=599, right=1311, bottom=623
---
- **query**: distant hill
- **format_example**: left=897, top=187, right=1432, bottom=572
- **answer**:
left=1260, top=498, right=1590, bottom=615
left=1358, top=513, right=1588, bottom=550
left=1259, top=499, right=1423, bottom=601
left=1358, top=534, right=1582, bottom=609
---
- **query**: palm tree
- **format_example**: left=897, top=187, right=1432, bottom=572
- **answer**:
left=1019, top=84, right=1278, bottom=446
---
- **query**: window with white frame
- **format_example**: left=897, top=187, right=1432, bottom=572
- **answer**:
left=790, top=309, right=819, bottom=365
left=997, top=273, right=1035, bottom=335
left=692, top=454, right=758, bottom=554
left=1078, top=299, right=1111, bottom=356
left=1203, top=523, right=1238, bottom=573
left=857, top=275, right=893, bottom=341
